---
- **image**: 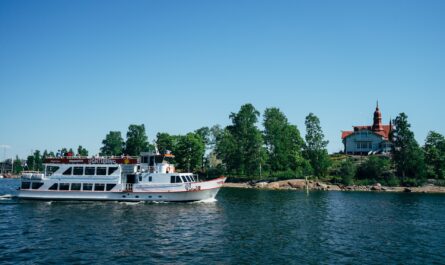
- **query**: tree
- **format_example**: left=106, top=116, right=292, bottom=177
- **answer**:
left=156, top=133, right=178, bottom=154
left=263, top=107, right=305, bottom=173
left=26, top=155, right=35, bottom=171
left=392, top=113, right=425, bottom=179
left=195, top=127, right=211, bottom=147
left=13, top=156, right=23, bottom=174
left=125, top=124, right=150, bottom=156
left=424, top=131, right=445, bottom=179
left=215, top=104, right=266, bottom=176
left=304, top=113, right=331, bottom=177
left=33, top=150, right=43, bottom=171
left=356, top=156, right=390, bottom=180
left=339, top=158, right=356, bottom=185
left=174, top=133, right=206, bottom=172
left=100, top=131, right=125, bottom=156
left=77, top=145, right=89, bottom=156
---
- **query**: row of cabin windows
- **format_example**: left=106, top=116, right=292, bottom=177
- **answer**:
left=48, top=183, right=116, bottom=191
left=170, top=175, right=196, bottom=183
left=61, top=166, right=119, bottom=176
left=21, top=182, right=44, bottom=190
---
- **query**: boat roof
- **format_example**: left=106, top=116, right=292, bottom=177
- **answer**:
left=44, top=156, right=139, bottom=165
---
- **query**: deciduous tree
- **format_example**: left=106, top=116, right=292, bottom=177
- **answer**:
left=125, top=124, right=150, bottom=156
left=304, top=113, right=331, bottom=177
left=100, top=131, right=125, bottom=156
left=392, top=113, right=425, bottom=179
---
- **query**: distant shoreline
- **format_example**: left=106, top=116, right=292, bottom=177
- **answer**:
left=223, top=179, right=445, bottom=194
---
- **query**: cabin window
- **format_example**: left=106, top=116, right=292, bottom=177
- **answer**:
left=31, top=182, right=44, bottom=189
left=96, top=167, right=107, bottom=175
left=73, top=167, right=84, bottom=176
left=49, top=183, right=58, bottom=190
left=106, top=184, right=116, bottom=191
left=83, top=183, right=93, bottom=191
left=94, top=184, right=105, bottom=191
left=108, top=167, right=118, bottom=175
left=59, top=183, right=70, bottom=190
left=186, top=176, right=192, bottom=182
left=175, top=176, right=181, bottom=183
left=149, top=176, right=152, bottom=182
left=21, top=182, right=30, bottom=189
left=63, top=167, right=72, bottom=175
left=45, top=166, right=59, bottom=176
left=171, top=176, right=175, bottom=183
left=71, top=183, right=81, bottom=191
left=181, top=176, right=188, bottom=183
left=85, top=167, right=95, bottom=175
left=142, top=156, right=148, bottom=163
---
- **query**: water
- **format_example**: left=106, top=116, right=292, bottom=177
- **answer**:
left=1, top=178, right=445, bottom=264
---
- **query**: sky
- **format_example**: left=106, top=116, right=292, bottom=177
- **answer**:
left=0, top=0, right=444, bottom=159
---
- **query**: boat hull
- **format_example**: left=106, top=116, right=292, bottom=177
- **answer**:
left=17, top=186, right=222, bottom=202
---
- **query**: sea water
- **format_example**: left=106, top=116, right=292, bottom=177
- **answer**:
left=1, top=178, right=444, bottom=264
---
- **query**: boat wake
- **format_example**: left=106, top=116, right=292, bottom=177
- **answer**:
left=0, top=194, right=16, bottom=200
left=193, top=198, right=218, bottom=204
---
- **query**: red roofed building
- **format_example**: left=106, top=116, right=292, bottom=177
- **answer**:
left=341, top=103, right=393, bottom=155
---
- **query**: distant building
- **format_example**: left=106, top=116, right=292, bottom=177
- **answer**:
left=341, top=103, right=393, bottom=155
left=0, top=158, right=13, bottom=174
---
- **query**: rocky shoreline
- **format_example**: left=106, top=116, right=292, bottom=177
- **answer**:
left=223, top=179, right=445, bottom=193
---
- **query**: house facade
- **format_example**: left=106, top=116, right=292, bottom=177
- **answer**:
left=341, top=103, right=393, bottom=155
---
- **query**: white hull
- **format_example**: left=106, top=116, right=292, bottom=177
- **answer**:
left=17, top=187, right=221, bottom=202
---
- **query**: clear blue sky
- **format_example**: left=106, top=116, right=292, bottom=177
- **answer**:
left=1, top=0, right=444, bottom=159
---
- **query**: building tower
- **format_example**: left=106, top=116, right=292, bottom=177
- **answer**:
left=372, top=101, right=384, bottom=131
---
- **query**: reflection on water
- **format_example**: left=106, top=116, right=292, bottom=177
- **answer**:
left=1, top=179, right=444, bottom=264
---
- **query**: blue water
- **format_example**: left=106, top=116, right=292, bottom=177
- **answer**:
left=1, top=178, right=445, bottom=264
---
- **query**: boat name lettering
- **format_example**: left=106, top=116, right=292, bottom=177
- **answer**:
left=89, top=158, right=116, bottom=164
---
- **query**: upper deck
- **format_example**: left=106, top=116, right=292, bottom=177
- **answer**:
left=44, top=156, right=139, bottom=165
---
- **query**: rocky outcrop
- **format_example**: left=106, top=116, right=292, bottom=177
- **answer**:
left=222, top=179, right=445, bottom=193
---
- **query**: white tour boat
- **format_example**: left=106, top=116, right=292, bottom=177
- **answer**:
left=17, top=152, right=226, bottom=202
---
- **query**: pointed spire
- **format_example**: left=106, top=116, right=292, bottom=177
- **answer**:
left=376, top=100, right=379, bottom=110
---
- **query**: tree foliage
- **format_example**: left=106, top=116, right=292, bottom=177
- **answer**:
left=13, top=155, right=23, bottom=174
left=216, top=104, right=266, bottom=176
left=392, top=113, right=425, bottom=179
left=304, top=113, right=331, bottom=177
left=156, top=132, right=178, bottom=154
left=356, top=156, right=391, bottom=180
left=77, top=145, right=88, bottom=156
left=125, top=124, right=151, bottom=156
left=100, top=131, right=125, bottom=156
left=174, top=133, right=206, bottom=172
left=263, top=107, right=306, bottom=174
left=424, top=131, right=445, bottom=179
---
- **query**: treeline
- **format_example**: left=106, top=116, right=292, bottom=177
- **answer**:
left=13, top=103, right=445, bottom=186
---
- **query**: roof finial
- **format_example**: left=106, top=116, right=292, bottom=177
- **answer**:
left=376, top=100, right=379, bottom=109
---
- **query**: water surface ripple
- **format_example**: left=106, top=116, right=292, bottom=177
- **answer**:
left=1, top=179, right=444, bottom=264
